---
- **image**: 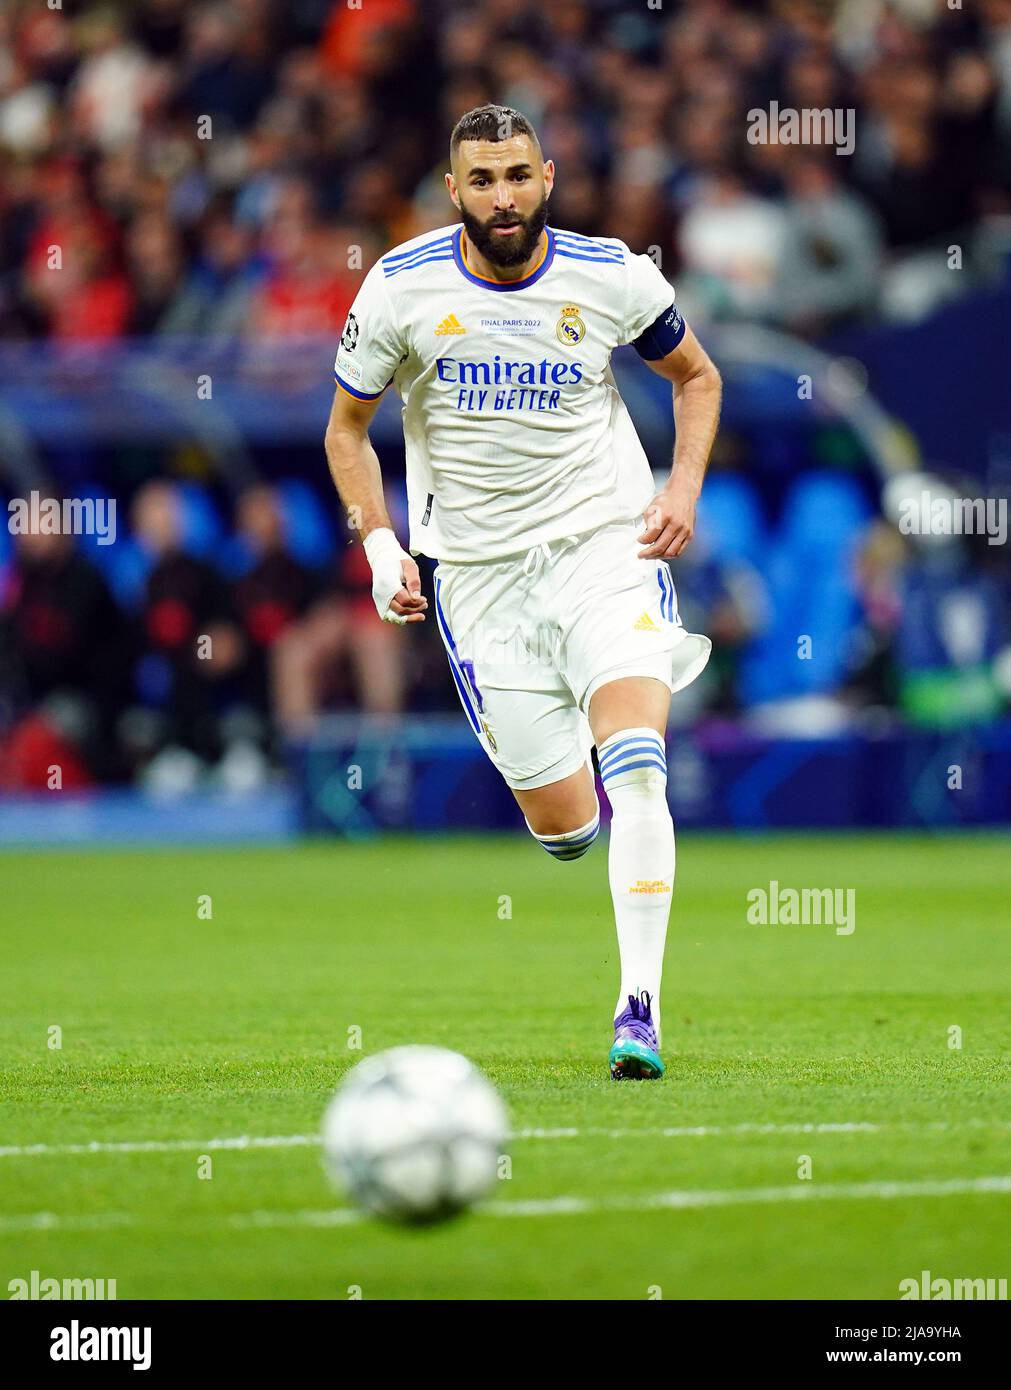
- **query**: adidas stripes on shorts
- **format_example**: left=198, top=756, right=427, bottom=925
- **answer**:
left=431, top=517, right=712, bottom=791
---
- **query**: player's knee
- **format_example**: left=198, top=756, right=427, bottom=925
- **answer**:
left=526, top=805, right=600, bottom=862
left=597, top=726, right=668, bottom=802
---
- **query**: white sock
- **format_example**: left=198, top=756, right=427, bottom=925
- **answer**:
left=598, top=727, right=674, bottom=1043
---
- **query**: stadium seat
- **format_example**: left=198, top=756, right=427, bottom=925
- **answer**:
left=71, top=482, right=151, bottom=609
left=177, top=482, right=225, bottom=558
left=695, top=474, right=764, bottom=565
left=739, top=473, right=870, bottom=705
left=277, top=479, right=335, bottom=570
left=218, top=480, right=337, bottom=577
left=777, top=473, right=869, bottom=555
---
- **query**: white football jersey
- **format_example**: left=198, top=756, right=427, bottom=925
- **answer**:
left=333, top=223, right=685, bottom=563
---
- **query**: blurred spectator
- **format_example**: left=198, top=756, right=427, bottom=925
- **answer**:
left=775, top=154, right=882, bottom=335
left=21, top=159, right=132, bottom=341
left=668, top=543, right=769, bottom=723
left=68, top=10, right=162, bottom=152
left=845, top=520, right=907, bottom=711
left=679, top=172, right=788, bottom=321
left=272, top=540, right=409, bottom=735
left=847, top=512, right=1009, bottom=727
left=249, top=181, right=357, bottom=338
left=895, top=536, right=1006, bottom=728
left=125, top=211, right=185, bottom=334
left=157, top=202, right=265, bottom=338
left=0, top=57, right=56, bottom=154
left=177, top=3, right=276, bottom=135
left=0, top=525, right=129, bottom=785
left=128, top=480, right=245, bottom=782
left=231, top=485, right=317, bottom=721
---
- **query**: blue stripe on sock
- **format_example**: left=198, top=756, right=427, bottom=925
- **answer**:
left=598, top=736, right=665, bottom=774
left=544, top=838, right=595, bottom=856
left=541, top=834, right=598, bottom=851
left=600, top=756, right=668, bottom=782
left=599, top=736, right=663, bottom=765
left=599, top=731, right=664, bottom=756
left=599, top=751, right=665, bottom=780
left=599, top=731, right=664, bottom=757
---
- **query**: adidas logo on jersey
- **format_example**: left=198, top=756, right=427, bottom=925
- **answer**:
left=634, top=611, right=660, bottom=631
left=435, top=313, right=467, bottom=336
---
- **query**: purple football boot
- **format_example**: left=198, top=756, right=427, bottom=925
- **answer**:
left=609, top=990, right=664, bottom=1080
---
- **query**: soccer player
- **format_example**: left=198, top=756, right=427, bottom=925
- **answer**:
left=326, top=105, right=721, bottom=1080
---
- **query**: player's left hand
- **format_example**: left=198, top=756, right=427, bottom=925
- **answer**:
left=637, top=480, right=697, bottom=559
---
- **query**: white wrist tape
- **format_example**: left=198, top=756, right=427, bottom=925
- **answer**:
left=363, top=527, right=410, bottom=624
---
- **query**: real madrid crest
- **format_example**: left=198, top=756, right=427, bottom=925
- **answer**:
left=556, top=305, right=585, bottom=346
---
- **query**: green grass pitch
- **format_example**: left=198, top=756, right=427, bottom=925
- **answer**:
left=1, top=833, right=1008, bottom=1300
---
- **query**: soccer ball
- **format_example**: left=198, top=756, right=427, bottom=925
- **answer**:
left=321, top=1046, right=509, bottom=1223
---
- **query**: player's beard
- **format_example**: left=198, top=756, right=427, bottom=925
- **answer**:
left=460, top=194, right=549, bottom=269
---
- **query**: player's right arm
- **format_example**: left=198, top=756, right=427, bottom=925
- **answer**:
left=325, top=386, right=427, bottom=624
left=327, top=262, right=426, bottom=624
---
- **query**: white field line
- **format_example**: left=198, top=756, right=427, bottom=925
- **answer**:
left=2, top=1175, right=1009, bottom=1235
left=0, top=1134, right=319, bottom=1158
left=482, top=1175, right=1011, bottom=1220
left=1, top=1118, right=1008, bottom=1160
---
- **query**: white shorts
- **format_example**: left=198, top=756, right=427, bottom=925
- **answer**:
left=431, top=517, right=712, bottom=791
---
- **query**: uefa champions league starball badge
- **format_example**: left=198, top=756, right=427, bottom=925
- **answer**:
left=340, top=312, right=359, bottom=353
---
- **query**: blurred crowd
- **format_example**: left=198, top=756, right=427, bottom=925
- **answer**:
left=1, top=0, right=1010, bottom=343
left=2, top=471, right=1008, bottom=791
left=0, top=479, right=427, bottom=790
left=2, top=0, right=1010, bottom=788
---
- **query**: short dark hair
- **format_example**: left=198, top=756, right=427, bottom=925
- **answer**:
left=450, top=104, right=541, bottom=160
